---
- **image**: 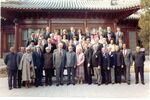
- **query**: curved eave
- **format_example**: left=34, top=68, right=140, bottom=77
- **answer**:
left=1, top=5, right=140, bottom=12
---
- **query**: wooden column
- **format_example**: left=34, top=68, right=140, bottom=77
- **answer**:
left=84, top=19, right=87, bottom=32
left=14, top=22, right=19, bottom=52
left=0, top=28, right=2, bottom=58
left=49, top=19, right=52, bottom=32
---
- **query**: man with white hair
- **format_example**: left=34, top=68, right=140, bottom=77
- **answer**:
left=53, top=42, right=66, bottom=86
left=133, top=46, right=145, bottom=85
left=43, top=47, right=53, bottom=86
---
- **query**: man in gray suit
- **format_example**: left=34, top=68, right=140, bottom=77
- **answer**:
left=122, top=43, right=133, bottom=85
left=53, top=42, right=66, bottom=86
left=66, top=45, right=77, bottom=85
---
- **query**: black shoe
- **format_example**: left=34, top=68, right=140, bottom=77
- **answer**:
left=127, top=83, right=130, bottom=85
left=142, top=82, right=145, bottom=85
left=98, top=84, right=101, bottom=86
left=112, top=83, right=115, bottom=84
left=56, top=84, right=59, bottom=86
left=67, top=83, right=70, bottom=85
left=13, top=86, right=17, bottom=89
left=60, top=83, right=63, bottom=85
left=45, top=84, right=48, bottom=86
left=73, top=83, right=75, bottom=85
left=135, top=82, right=139, bottom=84
left=49, top=84, right=52, bottom=86
left=9, top=87, right=12, bottom=90
left=40, top=84, right=43, bottom=86
left=35, top=85, right=39, bottom=87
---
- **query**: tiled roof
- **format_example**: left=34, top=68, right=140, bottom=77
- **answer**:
left=1, top=0, right=140, bottom=11
left=126, top=9, right=143, bottom=19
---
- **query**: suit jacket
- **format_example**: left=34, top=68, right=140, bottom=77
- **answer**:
left=84, top=47, right=92, bottom=65
left=102, top=53, right=110, bottom=70
left=68, top=32, right=75, bottom=40
left=32, top=51, right=44, bottom=69
left=92, top=50, right=102, bottom=67
left=116, top=51, right=124, bottom=66
left=122, top=49, right=133, bottom=66
left=66, top=51, right=76, bottom=67
left=109, top=51, right=117, bottom=67
left=4, top=52, right=17, bottom=70
left=26, top=37, right=38, bottom=47
left=133, top=52, right=145, bottom=67
left=17, top=52, right=24, bottom=68
left=43, top=32, right=51, bottom=40
left=43, top=52, right=53, bottom=69
left=115, top=32, right=124, bottom=44
left=53, top=49, right=66, bottom=68
left=107, top=31, right=116, bottom=43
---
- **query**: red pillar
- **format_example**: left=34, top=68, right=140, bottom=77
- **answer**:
left=0, top=29, right=2, bottom=58
left=15, top=23, right=19, bottom=52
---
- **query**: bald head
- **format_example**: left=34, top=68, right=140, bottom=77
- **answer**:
left=10, top=47, right=15, bottom=53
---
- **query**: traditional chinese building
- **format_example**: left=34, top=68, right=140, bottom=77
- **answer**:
left=0, top=0, right=140, bottom=57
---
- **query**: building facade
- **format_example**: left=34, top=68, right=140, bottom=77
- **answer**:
left=1, top=0, right=140, bottom=57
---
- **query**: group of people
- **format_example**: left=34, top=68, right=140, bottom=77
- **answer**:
left=4, top=26, right=146, bottom=90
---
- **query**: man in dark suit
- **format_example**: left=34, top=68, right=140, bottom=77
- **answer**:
left=101, top=47, right=110, bottom=85
left=17, top=47, right=25, bottom=88
left=133, top=46, right=145, bottom=85
left=84, top=42, right=93, bottom=85
left=122, top=43, right=133, bottom=85
left=91, top=42, right=102, bottom=86
left=115, top=46, right=124, bottom=83
left=53, top=42, right=66, bottom=86
left=4, top=47, right=18, bottom=90
left=32, top=46, right=44, bottom=87
left=108, top=47, right=117, bottom=84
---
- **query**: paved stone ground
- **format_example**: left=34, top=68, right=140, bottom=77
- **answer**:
left=0, top=73, right=149, bottom=97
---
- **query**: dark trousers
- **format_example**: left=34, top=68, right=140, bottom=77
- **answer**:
left=115, top=66, right=121, bottom=83
left=67, top=67, right=75, bottom=84
left=84, top=62, right=88, bottom=83
left=103, top=69, right=110, bottom=84
left=7, top=69, right=17, bottom=89
left=135, top=66, right=144, bottom=83
left=45, top=68, right=53, bottom=85
left=35, top=68, right=43, bottom=86
left=87, top=67, right=92, bottom=84
left=18, top=70, right=22, bottom=88
left=56, top=67, right=64, bottom=85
